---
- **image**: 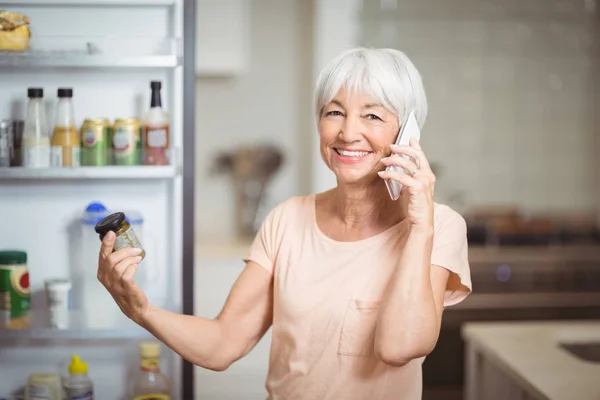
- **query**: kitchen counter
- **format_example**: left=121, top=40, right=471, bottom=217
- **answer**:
left=461, top=321, right=600, bottom=400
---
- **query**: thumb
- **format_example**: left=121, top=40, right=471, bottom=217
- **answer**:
left=100, top=231, right=117, bottom=258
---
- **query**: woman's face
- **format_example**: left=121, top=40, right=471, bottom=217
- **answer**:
left=319, top=88, right=400, bottom=185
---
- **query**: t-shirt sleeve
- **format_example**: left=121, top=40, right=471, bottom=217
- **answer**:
left=243, top=205, right=282, bottom=275
left=430, top=206, right=472, bottom=307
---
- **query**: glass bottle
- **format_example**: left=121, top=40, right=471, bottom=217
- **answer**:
left=131, top=342, right=171, bottom=399
left=22, top=87, right=50, bottom=168
left=51, top=88, right=80, bottom=167
left=142, top=81, right=170, bottom=166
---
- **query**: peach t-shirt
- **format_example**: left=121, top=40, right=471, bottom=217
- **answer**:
left=245, top=195, right=471, bottom=400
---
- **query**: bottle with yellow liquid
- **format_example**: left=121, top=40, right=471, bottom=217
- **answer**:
left=51, top=88, right=80, bottom=167
left=132, top=342, right=171, bottom=400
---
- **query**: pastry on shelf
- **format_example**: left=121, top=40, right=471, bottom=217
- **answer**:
left=0, top=10, right=31, bottom=52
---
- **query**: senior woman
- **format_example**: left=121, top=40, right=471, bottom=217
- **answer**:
left=97, top=47, right=471, bottom=399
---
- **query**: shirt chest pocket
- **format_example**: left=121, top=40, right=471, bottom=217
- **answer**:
left=338, top=299, right=382, bottom=357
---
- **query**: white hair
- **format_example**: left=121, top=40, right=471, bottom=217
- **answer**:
left=314, top=47, right=428, bottom=129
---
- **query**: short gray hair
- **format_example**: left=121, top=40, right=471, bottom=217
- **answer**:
left=314, top=47, right=428, bottom=129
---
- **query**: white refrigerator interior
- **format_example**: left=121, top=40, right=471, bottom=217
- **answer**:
left=0, top=0, right=184, bottom=398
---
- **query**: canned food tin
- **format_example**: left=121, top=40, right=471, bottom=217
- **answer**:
left=81, top=118, right=111, bottom=166
left=112, top=118, right=142, bottom=166
left=0, top=251, right=30, bottom=329
left=0, top=120, right=13, bottom=168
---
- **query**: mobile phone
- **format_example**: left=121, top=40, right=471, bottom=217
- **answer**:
left=384, top=110, right=421, bottom=201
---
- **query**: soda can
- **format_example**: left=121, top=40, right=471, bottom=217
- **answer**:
left=81, top=118, right=111, bottom=166
left=112, top=118, right=142, bottom=166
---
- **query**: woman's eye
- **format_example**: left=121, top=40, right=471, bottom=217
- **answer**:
left=326, top=110, right=343, bottom=117
left=366, top=114, right=382, bottom=121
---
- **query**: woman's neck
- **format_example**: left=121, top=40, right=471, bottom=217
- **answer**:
left=325, top=179, right=407, bottom=231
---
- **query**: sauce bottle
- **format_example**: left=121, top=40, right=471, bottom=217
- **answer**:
left=142, top=81, right=170, bottom=166
left=51, top=88, right=80, bottom=167
left=22, top=87, right=51, bottom=168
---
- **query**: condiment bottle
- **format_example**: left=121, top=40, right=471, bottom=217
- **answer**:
left=143, top=81, right=170, bottom=166
left=22, top=87, right=51, bottom=168
left=94, top=212, right=146, bottom=260
left=51, top=88, right=80, bottom=167
left=63, top=355, right=94, bottom=400
left=132, top=342, right=171, bottom=399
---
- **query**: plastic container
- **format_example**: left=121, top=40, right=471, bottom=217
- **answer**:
left=44, top=279, right=71, bottom=329
left=24, top=372, right=62, bottom=400
left=63, top=355, right=93, bottom=400
left=22, top=88, right=50, bottom=168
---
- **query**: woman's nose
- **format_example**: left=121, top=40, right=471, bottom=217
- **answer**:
left=339, top=119, right=362, bottom=142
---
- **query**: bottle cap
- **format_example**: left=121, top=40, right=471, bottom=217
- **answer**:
left=58, top=88, right=73, bottom=98
left=69, top=355, right=88, bottom=374
left=139, top=342, right=161, bottom=358
left=150, top=81, right=162, bottom=90
left=27, top=88, right=43, bottom=98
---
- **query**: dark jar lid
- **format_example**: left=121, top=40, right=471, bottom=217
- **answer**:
left=0, top=250, right=27, bottom=265
left=95, top=212, right=125, bottom=239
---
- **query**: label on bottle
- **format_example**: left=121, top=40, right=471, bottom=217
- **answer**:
left=50, top=145, right=63, bottom=167
left=147, top=127, right=168, bottom=148
left=28, top=384, right=51, bottom=400
left=65, top=389, right=93, bottom=400
left=132, top=395, right=169, bottom=400
left=114, top=226, right=143, bottom=252
left=23, top=145, right=50, bottom=168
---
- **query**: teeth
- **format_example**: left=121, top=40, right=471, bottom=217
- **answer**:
left=337, top=149, right=369, bottom=157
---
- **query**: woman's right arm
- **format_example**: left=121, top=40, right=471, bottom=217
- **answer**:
left=98, top=231, right=273, bottom=372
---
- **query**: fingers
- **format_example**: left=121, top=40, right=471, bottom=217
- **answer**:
left=378, top=169, right=423, bottom=191
left=390, top=142, right=431, bottom=174
left=121, top=264, right=139, bottom=286
left=112, top=255, right=142, bottom=282
left=380, top=155, right=418, bottom=175
left=103, top=247, right=142, bottom=270
left=100, top=231, right=117, bottom=259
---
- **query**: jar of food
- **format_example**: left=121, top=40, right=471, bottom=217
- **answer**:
left=94, top=212, right=146, bottom=260
left=0, top=250, right=30, bottom=329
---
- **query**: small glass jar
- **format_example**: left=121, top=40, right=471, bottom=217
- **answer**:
left=94, top=212, right=146, bottom=260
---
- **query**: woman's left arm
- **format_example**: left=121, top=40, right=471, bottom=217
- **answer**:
left=375, top=137, right=450, bottom=367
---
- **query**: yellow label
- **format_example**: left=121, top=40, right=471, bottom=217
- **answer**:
left=132, top=395, right=170, bottom=400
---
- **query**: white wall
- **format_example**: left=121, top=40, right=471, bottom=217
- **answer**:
left=359, top=0, right=600, bottom=214
left=195, top=0, right=314, bottom=241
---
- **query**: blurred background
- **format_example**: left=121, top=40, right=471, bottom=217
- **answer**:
left=1, top=0, right=599, bottom=399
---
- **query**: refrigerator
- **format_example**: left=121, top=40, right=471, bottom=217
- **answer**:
left=0, top=0, right=196, bottom=399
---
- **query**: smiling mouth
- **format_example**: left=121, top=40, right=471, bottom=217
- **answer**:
left=334, top=148, right=372, bottom=157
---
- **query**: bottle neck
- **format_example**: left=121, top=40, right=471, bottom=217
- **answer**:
left=151, top=88, right=162, bottom=108
left=55, top=98, right=75, bottom=127
left=140, top=355, right=160, bottom=372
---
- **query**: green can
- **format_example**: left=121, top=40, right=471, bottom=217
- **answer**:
left=0, top=250, right=30, bottom=328
left=81, top=118, right=112, bottom=166
left=112, top=118, right=142, bottom=166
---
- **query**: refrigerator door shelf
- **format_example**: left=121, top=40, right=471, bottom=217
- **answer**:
left=1, top=0, right=175, bottom=5
left=0, top=165, right=180, bottom=180
left=0, top=309, right=160, bottom=342
left=0, top=36, right=181, bottom=69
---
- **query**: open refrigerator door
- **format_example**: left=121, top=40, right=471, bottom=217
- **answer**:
left=0, top=0, right=195, bottom=398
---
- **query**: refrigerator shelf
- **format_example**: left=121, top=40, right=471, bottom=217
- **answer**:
left=0, top=36, right=180, bottom=69
left=0, top=313, right=152, bottom=342
left=0, top=165, right=179, bottom=180
left=0, top=0, right=175, bottom=6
